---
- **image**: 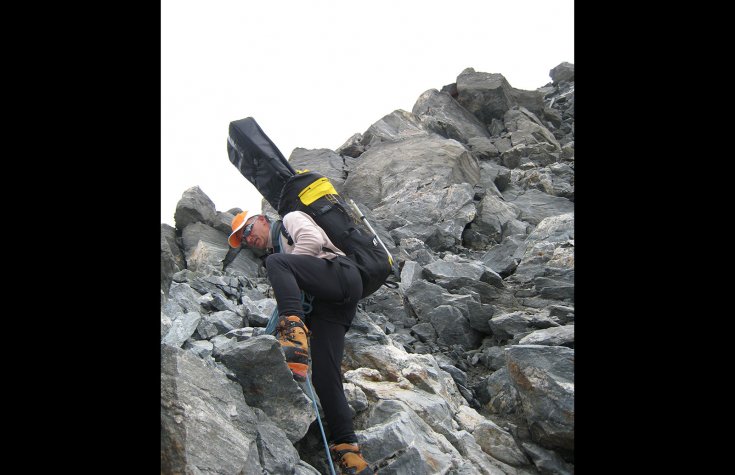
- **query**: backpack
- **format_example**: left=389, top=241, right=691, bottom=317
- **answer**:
left=277, top=170, right=396, bottom=299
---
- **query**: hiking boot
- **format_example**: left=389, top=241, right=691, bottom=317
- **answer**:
left=330, top=443, right=373, bottom=475
left=275, top=315, right=310, bottom=381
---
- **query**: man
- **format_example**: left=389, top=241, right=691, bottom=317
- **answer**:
left=227, top=209, right=373, bottom=475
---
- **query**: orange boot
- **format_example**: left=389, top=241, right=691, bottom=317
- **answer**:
left=330, top=443, right=373, bottom=475
left=275, top=315, right=310, bottom=381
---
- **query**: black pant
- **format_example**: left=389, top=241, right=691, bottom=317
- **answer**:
left=266, top=253, right=363, bottom=444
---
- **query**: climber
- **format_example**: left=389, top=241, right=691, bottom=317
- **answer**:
left=228, top=209, right=374, bottom=475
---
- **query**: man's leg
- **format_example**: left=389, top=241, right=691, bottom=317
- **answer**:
left=266, top=254, right=360, bottom=381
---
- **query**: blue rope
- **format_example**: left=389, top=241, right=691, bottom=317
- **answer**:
left=305, top=374, right=337, bottom=475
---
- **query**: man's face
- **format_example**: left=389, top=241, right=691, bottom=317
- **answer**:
left=243, top=215, right=269, bottom=250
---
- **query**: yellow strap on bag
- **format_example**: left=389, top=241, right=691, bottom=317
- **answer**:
left=298, top=177, right=338, bottom=205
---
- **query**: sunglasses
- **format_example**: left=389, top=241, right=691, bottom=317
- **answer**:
left=240, top=220, right=255, bottom=241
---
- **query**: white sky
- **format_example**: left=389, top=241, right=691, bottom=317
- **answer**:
left=161, top=0, right=574, bottom=226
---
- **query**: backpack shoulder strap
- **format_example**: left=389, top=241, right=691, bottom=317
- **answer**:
left=271, top=220, right=293, bottom=254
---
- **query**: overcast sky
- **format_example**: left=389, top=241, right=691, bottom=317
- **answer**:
left=161, top=0, right=574, bottom=226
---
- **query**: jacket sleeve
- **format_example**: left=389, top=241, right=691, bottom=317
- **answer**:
left=282, top=212, right=326, bottom=256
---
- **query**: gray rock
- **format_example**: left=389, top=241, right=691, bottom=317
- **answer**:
left=473, top=419, right=530, bottom=466
left=483, top=366, right=523, bottom=416
left=219, top=335, right=315, bottom=442
left=480, top=346, right=507, bottom=371
left=174, top=185, right=217, bottom=230
left=161, top=224, right=185, bottom=298
left=161, top=344, right=302, bottom=474
left=466, top=300, right=495, bottom=334
left=343, top=134, right=479, bottom=211
left=411, top=322, right=438, bottom=344
left=210, top=334, right=237, bottom=358
left=413, top=88, right=492, bottom=145
left=167, top=281, right=204, bottom=314
left=398, top=260, right=423, bottom=293
left=547, top=305, right=574, bottom=325
left=517, top=325, right=574, bottom=349
left=288, top=148, right=349, bottom=191
left=429, top=305, right=484, bottom=350
left=359, top=109, right=430, bottom=150
left=212, top=210, right=236, bottom=235
left=241, top=296, right=277, bottom=327
left=511, top=213, right=574, bottom=285
left=181, top=221, right=260, bottom=275
left=456, top=68, right=517, bottom=124
left=521, top=440, right=574, bottom=475
left=549, top=62, right=574, bottom=85
left=336, top=132, right=366, bottom=158
left=183, top=339, right=214, bottom=359
left=503, top=189, right=574, bottom=228
left=162, top=311, right=202, bottom=348
left=506, top=345, right=574, bottom=452
left=359, top=400, right=456, bottom=474
left=504, top=107, right=561, bottom=154
left=481, top=234, right=526, bottom=277
left=472, top=193, right=528, bottom=246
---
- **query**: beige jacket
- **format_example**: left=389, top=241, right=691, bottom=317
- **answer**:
left=277, top=211, right=346, bottom=260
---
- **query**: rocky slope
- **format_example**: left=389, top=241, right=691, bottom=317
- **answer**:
left=161, top=62, right=574, bottom=474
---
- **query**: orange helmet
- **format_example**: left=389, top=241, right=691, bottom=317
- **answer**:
left=228, top=210, right=251, bottom=248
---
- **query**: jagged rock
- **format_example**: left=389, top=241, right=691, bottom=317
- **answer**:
left=161, top=344, right=302, bottom=474
left=240, top=295, right=277, bottom=327
left=547, top=305, right=574, bottom=325
left=479, top=346, right=507, bottom=371
left=359, top=109, right=430, bottom=150
left=343, top=135, right=480, bottom=247
left=489, top=311, right=559, bottom=342
left=183, top=339, right=214, bottom=359
left=212, top=210, right=236, bottom=235
left=210, top=334, right=237, bottom=358
left=504, top=107, right=561, bottom=154
left=502, top=189, right=574, bottom=227
left=429, top=305, right=484, bottom=350
left=398, top=260, right=423, bottom=293
left=196, top=310, right=244, bottom=339
left=510, top=89, right=545, bottom=120
left=472, top=193, right=529, bottom=247
left=412, top=88, right=492, bottom=145
left=453, top=430, right=526, bottom=475
left=521, top=440, right=574, bottom=475
left=473, top=418, right=530, bottom=466
left=506, top=345, right=574, bottom=453
left=219, top=335, right=315, bottom=442
left=288, top=148, right=350, bottom=191
left=161, top=224, right=185, bottom=298
left=397, top=238, right=437, bottom=267
left=456, top=68, right=517, bottom=124
left=162, top=310, right=202, bottom=348
left=481, top=366, right=523, bottom=417
left=511, top=213, right=574, bottom=285
left=424, top=257, right=504, bottom=289
left=161, top=312, right=172, bottom=337
left=358, top=400, right=458, bottom=474
left=481, top=234, right=526, bottom=277
left=549, top=62, right=574, bottom=85
left=174, top=185, right=217, bottom=230
left=344, top=382, right=369, bottom=414
left=466, top=300, right=495, bottom=334
left=181, top=222, right=260, bottom=275
left=336, top=132, right=366, bottom=158
left=405, top=280, right=474, bottom=323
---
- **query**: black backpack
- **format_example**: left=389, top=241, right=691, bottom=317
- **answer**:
left=277, top=170, right=396, bottom=299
